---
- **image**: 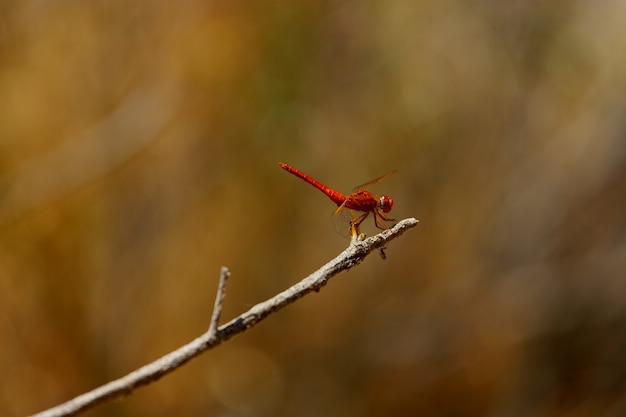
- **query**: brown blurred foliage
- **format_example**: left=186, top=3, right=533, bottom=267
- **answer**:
left=1, top=1, right=626, bottom=416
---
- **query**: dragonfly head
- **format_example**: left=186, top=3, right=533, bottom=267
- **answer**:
left=379, top=195, right=393, bottom=213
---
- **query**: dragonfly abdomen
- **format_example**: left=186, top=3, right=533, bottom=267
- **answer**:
left=279, top=162, right=347, bottom=206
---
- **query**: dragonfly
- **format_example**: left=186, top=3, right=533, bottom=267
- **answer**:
left=278, top=162, right=396, bottom=237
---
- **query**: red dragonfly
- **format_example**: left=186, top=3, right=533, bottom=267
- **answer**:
left=279, top=162, right=396, bottom=236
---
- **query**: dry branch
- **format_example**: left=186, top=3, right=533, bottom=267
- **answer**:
left=29, top=217, right=419, bottom=417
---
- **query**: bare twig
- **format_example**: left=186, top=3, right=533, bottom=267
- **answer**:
left=29, top=217, right=419, bottom=417
left=208, top=266, right=230, bottom=336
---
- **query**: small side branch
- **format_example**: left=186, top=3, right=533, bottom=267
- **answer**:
left=29, top=217, right=419, bottom=417
left=208, top=266, right=230, bottom=336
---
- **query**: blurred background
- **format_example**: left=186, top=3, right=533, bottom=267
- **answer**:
left=1, top=0, right=626, bottom=416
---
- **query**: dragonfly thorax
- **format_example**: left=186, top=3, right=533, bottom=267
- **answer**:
left=379, top=195, right=393, bottom=213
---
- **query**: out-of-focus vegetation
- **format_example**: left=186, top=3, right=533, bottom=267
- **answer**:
left=2, top=1, right=626, bottom=416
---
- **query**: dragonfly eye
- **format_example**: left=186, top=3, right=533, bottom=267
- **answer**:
left=379, top=195, right=393, bottom=213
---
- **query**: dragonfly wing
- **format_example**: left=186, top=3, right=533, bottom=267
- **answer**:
left=331, top=205, right=360, bottom=237
left=352, top=170, right=396, bottom=191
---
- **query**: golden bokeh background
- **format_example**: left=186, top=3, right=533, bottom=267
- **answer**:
left=2, top=1, right=626, bottom=416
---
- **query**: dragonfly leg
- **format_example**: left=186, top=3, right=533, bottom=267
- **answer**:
left=377, top=211, right=396, bottom=223
left=374, top=211, right=396, bottom=230
left=350, top=212, right=369, bottom=237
